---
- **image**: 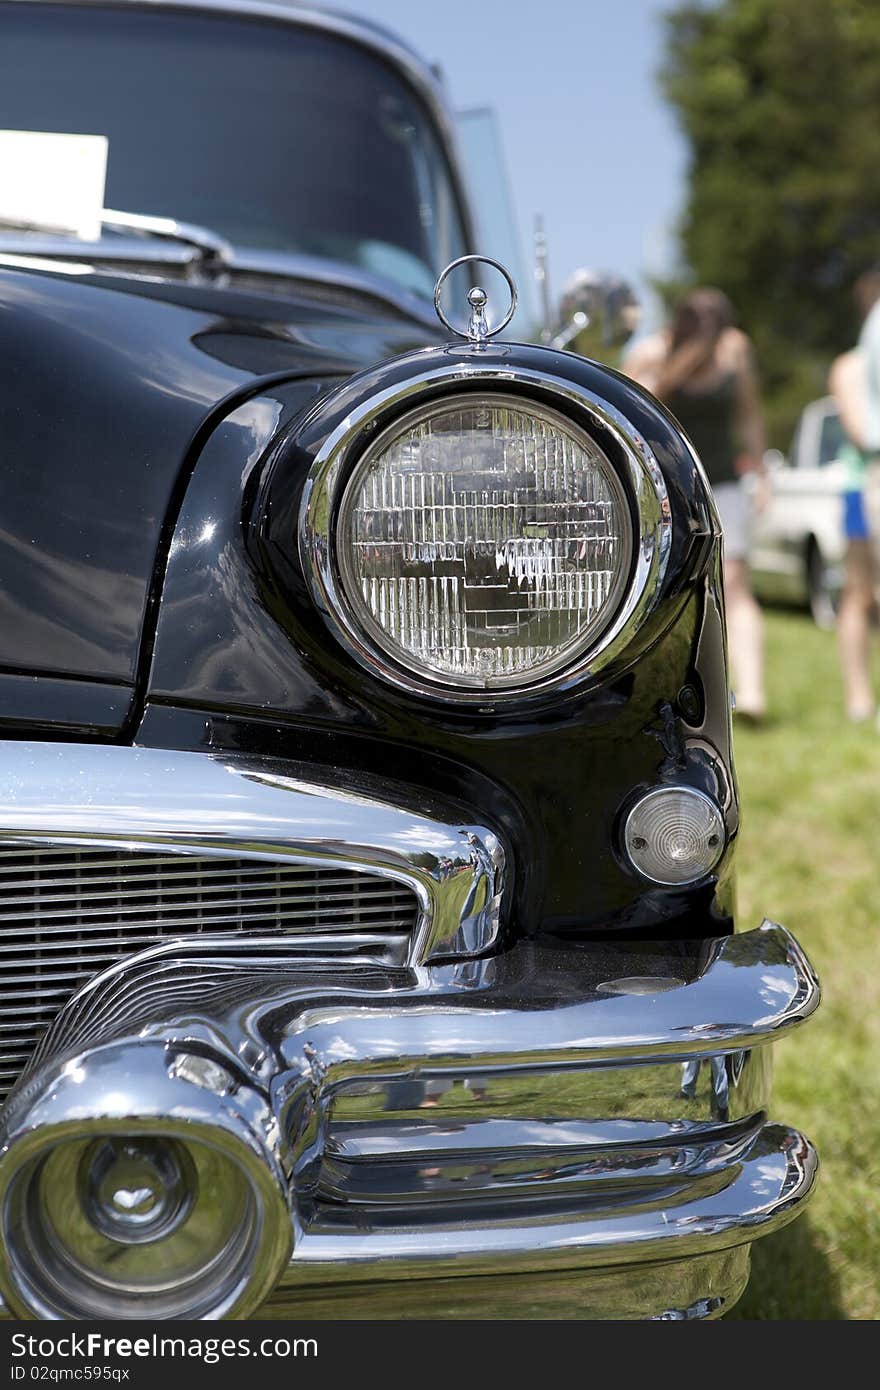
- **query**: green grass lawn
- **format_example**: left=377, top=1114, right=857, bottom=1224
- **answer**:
left=726, top=608, right=880, bottom=1319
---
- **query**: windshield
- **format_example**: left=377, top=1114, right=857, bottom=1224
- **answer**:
left=0, top=3, right=467, bottom=298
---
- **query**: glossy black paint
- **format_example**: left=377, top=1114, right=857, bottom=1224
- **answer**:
left=0, top=260, right=737, bottom=945
left=0, top=672, right=133, bottom=736
left=0, top=264, right=439, bottom=734
left=140, top=347, right=736, bottom=944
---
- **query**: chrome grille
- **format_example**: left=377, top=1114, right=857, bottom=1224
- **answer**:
left=0, top=844, right=419, bottom=1101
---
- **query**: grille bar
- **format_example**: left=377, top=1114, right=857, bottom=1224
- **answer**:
left=0, top=866, right=409, bottom=893
left=0, top=891, right=414, bottom=925
left=0, top=846, right=419, bottom=1102
left=0, top=849, right=207, bottom=869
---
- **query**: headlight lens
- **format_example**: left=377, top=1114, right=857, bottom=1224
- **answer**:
left=336, top=393, right=632, bottom=689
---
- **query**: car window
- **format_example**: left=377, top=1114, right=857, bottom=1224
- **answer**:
left=0, top=3, right=468, bottom=300
left=456, top=107, right=531, bottom=327
left=787, top=417, right=802, bottom=464
left=816, top=408, right=846, bottom=467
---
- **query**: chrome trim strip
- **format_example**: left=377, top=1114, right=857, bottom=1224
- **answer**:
left=102, top=207, right=233, bottom=266
left=284, top=1122, right=816, bottom=1280
left=299, top=360, right=673, bottom=703
left=0, top=209, right=233, bottom=269
left=0, top=742, right=505, bottom=962
left=273, top=920, right=819, bottom=1076
left=0, top=239, right=448, bottom=332
left=21, top=920, right=819, bottom=1078
left=0, top=1251, right=751, bottom=1321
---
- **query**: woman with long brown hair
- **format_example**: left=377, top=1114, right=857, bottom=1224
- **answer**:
left=623, top=288, right=768, bottom=720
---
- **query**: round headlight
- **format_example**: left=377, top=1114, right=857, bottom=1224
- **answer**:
left=334, top=393, right=632, bottom=690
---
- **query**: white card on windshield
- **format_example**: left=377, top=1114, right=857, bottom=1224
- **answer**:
left=0, top=130, right=108, bottom=240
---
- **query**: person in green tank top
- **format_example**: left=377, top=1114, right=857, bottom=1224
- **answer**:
left=623, top=288, right=768, bottom=720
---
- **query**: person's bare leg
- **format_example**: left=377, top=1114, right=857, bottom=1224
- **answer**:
left=837, top=542, right=874, bottom=719
left=724, top=557, right=766, bottom=717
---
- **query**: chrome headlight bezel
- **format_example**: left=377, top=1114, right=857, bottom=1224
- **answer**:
left=298, top=362, right=672, bottom=704
left=335, top=390, right=635, bottom=691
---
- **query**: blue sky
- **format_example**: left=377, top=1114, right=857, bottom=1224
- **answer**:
left=343, top=0, right=688, bottom=331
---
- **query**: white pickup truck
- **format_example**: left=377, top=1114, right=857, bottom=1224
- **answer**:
left=749, top=395, right=849, bottom=626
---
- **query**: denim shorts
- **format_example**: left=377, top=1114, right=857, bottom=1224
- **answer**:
left=844, top=488, right=870, bottom=541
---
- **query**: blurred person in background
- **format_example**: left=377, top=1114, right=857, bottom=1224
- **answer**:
left=623, top=288, right=768, bottom=720
left=828, top=269, right=880, bottom=722
left=829, top=347, right=874, bottom=721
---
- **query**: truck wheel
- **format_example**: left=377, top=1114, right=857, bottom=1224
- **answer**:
left=807, top=540, right=839, bottom=629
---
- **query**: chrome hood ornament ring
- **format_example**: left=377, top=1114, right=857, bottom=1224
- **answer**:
left=433, top=253, right=518, bottom=344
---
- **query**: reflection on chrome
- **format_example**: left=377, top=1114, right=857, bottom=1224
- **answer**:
left=681, top=1055, right=733, bottom=1120
left=0, top=921, right=819, bottom=1321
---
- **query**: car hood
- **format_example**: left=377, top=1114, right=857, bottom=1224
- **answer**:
left=0, top=264, right=436, bottom=729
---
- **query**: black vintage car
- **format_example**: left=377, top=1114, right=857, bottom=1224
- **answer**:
left=0, top=0, right=818, bottom=1322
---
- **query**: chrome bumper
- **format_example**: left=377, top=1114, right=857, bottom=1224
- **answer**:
left=0, top=920, right=819, bottom=1321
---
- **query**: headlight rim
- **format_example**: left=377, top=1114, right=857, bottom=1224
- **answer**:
left=298, top=362, right=672, bottom=705
left=334, top=389, right=636, bottom=692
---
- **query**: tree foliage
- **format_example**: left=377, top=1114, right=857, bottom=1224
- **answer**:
left=660, top=0, right=880, bottom=445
